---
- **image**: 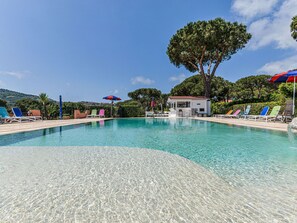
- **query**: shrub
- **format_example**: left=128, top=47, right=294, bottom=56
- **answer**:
left=88, top=105, right=113, bottom=117
left=47, top=103, right=60, bottom=119
left=231, top=102, right=285, bottom=115
left=120, top=105, right=144, bottom=117
left=62, top=102, right=86, bottom=116
left=211, top=102, right=229, bottom=114
left=15, top=98, right=41, bottom=114
left=0, top=99, right=7, bottom=107
left=212, top=101, right=287, bottom=115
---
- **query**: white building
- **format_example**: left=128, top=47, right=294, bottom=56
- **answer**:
left=167, top=96, right=211, bottom=117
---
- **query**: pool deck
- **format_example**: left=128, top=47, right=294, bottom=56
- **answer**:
left=0, top=118, right=112, bottom=135
left=192, top=117, right=289, bottom=132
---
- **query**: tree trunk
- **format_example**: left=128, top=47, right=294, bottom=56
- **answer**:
left=43, top=104, right=47, bottom=120
left=204, top=76, right=211, bottom=98
left=205, top=78, right=211, bottom=98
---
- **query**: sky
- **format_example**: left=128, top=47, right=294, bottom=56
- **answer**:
left=0, top=0, right=297, bottom=102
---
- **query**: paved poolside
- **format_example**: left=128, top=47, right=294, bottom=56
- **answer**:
left=0, top=146, right=296, bottom=223
left=0, top=118, right=111, bottom=135
left=193, top=117, right=289, bottom=132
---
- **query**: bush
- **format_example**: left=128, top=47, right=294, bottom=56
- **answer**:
left=227, top=98, right=272, bottom=106
left=211, top=102, right=229, bottom=114
left=88, top=105, right=113, bottom=117
left=47, top=103, right=60, bottom=119
left=213, top=101, right=287, bottom=115
left=120, top=105, right=144, bottom=117
left=62, top=102, right=86, bottom=116
left=0, top=99, right=7, bottom=107
left=230, top=102, right=283, bottom=115
left=15, top=98, right=41, bottom=114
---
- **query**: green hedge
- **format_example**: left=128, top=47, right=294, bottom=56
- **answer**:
left=211, top=102, right=229, bottom=114
left=212, top=101, right=287, bottom=115
left=230, top=102, right=284, bottom=115
left=88, top=105, right=113, bottom=117
left=120, top=105, right=144, bottom=117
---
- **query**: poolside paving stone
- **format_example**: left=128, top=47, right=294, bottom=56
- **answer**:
left=0, top=118, right=111, bottom=135
left=193, top=117, right=288, bottom=132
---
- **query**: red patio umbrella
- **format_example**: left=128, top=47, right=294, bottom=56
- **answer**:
left=269, top=70, right=297, bottom=115
left=103, top=95, right=121, bottom=117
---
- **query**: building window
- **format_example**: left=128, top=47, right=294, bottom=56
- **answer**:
left=177, top=101, right=190, bottom=108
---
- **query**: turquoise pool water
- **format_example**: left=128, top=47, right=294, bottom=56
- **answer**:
left=1, top=118, right=297, bottom=187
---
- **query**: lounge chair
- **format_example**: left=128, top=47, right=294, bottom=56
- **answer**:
left=145, top=111, right=154, bottom=117
left=215, top=110, right=233, bottom=118
left=87, top=109, right=99, bottom=118
left=258, top=106, right=281, bottom=122
left=99, top=109, right=105, bottom=118
left=281, top=100, right=293, bottom=123
left=74, top=110, right=88, bottom=119
left=246, top=106, right=270, bottom=121
left=223, top=109, right=241, bottom=118
left=241, top=105, right=251, bottom=119
left=12, top=107, right=32, bottom=122
left=28, top=109, right=42, bottom=121
left=0, top=107, right=16, bottom=123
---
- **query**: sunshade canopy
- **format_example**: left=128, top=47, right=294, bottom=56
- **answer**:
left=103, top=95, right=121, bottom=101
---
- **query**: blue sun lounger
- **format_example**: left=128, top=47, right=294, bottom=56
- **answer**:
left=241, top=105, right=251, bottom=119
left=12, top=107, right=32, bottom=122
left=246, top=106, right=270, bottom=121
left=0, top=107, right=16, bottom=123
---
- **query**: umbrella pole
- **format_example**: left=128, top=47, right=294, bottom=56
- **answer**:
left=292, top=76, right=296, bottom=116
left=111, top=101, right=113, bottom=117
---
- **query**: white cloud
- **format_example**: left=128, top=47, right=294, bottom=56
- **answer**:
left=0, top=71, right=29, bottom=79
left=0, top=80, right=4, bottom=87
left=131, top=76, right=155, bottom=85
left=169, top=74, right=187, bottom=83
left=109, top=89, right=119, bottom=94
left=257, top=55, right=297, bottom=74
left=246, top=0, right=297, bottom=50
left=232, top=0, right=279, bottom=20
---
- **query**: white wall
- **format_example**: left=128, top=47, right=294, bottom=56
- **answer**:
left=168, top=98, right=211, bottom=116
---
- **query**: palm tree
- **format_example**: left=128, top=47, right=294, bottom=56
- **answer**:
left=291, top=16, right=297, bottom=41
left=39, top=93, right=49, bottom=119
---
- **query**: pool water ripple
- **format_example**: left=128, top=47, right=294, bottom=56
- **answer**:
left=0, top=118, right=297, bottom=222
left=0, top=146, right=296, bottom=222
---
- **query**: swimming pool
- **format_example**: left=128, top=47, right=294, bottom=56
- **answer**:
left=1, top=118, right=297, bottom=187
left=1, top=118, right=297, bottom=222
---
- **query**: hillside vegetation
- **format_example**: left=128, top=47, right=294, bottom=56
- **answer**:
left=0, top=88, right=41, bottom=106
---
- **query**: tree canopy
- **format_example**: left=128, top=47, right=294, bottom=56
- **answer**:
left=170, top=75, right=233, bottom=101
left=127, top=88, right=161, bottom=108
left=167, top=18, right=251, bottom=98
left=233, top=75, right=277, bottom=100
left=291, top=16, right=297, bottom=41
left=170, top=74, right=280, bottom=102
left=15, top=98, right=41, bottom=113
left=39, top=93, right=49, bottom=119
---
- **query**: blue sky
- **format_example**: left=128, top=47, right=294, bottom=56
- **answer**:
left=0, top=0, right=297, bottom=102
